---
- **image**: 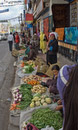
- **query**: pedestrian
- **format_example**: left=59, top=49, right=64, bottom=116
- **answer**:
left=57, top=64, right=77, bottom=130
left=15, top=32, right=20, bottom=50
left=49, top=27, right=58, bottom=40
left=46, top=34, right=58, bottom=65
left=40, top=32, right=47, bottom=54
left=8, top=32, right=14, bottom=52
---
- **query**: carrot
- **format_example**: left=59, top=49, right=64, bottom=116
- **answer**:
left=10, top=103, right=20, bottom=111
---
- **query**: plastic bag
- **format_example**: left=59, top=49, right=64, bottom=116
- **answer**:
left=25, top=123, right=39, bottom=130
left=41, top=126, right=54, bottom=130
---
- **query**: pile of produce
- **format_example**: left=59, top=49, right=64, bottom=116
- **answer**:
left=30, top=95, right=52, bottom=108
left=22, top=65, right=34, bottom=74
left=10, top=84, right=33, bottom=111
left=18, top=84, right=33, bottom=110
left=31, top=85, right=46, bottom=94
left=22, top=75, right=42, bottom=83
left=27, top=80, right=40, bottom=86
left=24, top=108, right=63, bottom=130
left=26, top=60, right=35, bottom=67
left=12, top=88, right=22, bottom=104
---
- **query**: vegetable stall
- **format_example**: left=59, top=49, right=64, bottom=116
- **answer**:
left=9, top=47, right=63, bottom=130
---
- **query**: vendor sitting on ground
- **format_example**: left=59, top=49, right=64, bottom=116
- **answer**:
left=23, top=44, right=36, bottom=61
left=46, top=65, right=60, bottom=94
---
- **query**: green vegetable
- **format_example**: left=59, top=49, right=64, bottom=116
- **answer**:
left=18, top=84, right=33, bottom=110
left=27, top=108, right=63, bottom=130
left=23, top=65, right=34, bottom=74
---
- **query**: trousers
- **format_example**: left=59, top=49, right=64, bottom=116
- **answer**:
left=8, top=41, right=13, bottom=51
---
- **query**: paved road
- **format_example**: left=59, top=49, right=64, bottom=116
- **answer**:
left=0, top=40, right=9, bottom=61
left=0, top=40, right=15, bottom=130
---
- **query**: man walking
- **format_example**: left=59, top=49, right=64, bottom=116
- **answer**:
left=8, top=32, right=14, bottom=52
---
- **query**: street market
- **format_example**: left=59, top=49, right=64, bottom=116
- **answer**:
left=0, top=0, right=78, bottom=130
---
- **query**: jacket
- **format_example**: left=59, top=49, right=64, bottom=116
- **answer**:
left=15, top=34, right=20, bottom=43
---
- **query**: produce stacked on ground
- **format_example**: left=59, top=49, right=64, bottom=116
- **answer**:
left=27, top=80, right=40, bottom=86
left=30, top=95, right=52, bottom=108
left=21, top=60, right=35, bottom=68
left=22, top=75, right=42, bottom=83
left=22, top=108, right=63, bottom=130
left=12, top=88, right=22, bottom=104
left=31, top=85, right=46, bottom=94
left=22, top=65, right=34, bottom=74
left=18, top=84, right=33, bottom=110
left=10, top=84, right=33, bottom=111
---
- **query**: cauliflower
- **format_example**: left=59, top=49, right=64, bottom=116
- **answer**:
left=41, top=99, right=45, bottom=104
left=33, top=97, right=39, bottom=101
left=30, top=102, right=35, bottom=108
left=43, top=102, right=48, bottom=106
left=35, top=101, right=40, bottom=106
left=45, top=98, right=52, bottom=104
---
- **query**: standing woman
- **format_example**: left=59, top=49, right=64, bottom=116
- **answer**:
left=15, top=32, right=20, bottom=50
left=57, top=64, right=78, bottom=130
left=46, top=34, right=58, bottom=65
left=8, top=32, right=14, bottom=52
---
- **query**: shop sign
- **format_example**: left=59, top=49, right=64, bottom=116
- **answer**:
left=26, top=13, right=33, bottom=22
left=36, top=0, right=43, bottom=16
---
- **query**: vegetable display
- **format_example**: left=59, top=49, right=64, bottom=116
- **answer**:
left=18, top=84, right=33, bottom=110
left=27, top=80, right=40, bottom=86
left=12, top=88, right=22, bottom=104
left=26, top=108, right=63, bottom=130
left=22, top=65, right=34, bottom=74
left=31, top=85, right=46, bottom=94
left=30, top=95, right=52, bottom=108
left=22, top=75, right=42, bottom=83
left=10, top=103, right=20, bottom=111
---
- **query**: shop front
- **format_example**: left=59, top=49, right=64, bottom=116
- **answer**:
left=52, top=0, right=78, bottom=62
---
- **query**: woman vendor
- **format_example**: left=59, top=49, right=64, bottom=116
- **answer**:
left=42, top=65, right=60, bottom=95
left=46, top=34, right=58, bottom=65
left=23, top=44, right=36, bottom=61
left=57, top=64, right=77, bottom=130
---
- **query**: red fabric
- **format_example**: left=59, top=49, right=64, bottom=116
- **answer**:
left=15, top=35, right=20, bottom=43
left=25, top=0, right=27, bottom=4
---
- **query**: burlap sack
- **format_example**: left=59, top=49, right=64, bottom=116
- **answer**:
left=12, top=49, right=19, bottom=57
left=45, top=62, right=60, bottom=77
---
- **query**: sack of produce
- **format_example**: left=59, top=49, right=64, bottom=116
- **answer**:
left=12, top=49, right=19, bottom=57
left=20, top=107, right=63, bottom=130
left=41, top=126, right=54, bottom=130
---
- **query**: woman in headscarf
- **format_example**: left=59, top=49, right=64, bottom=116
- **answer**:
left=46, top=34, right=58, bottom=65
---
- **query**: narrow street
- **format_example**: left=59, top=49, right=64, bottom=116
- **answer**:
left=0, top=40, right=15, bottom=130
